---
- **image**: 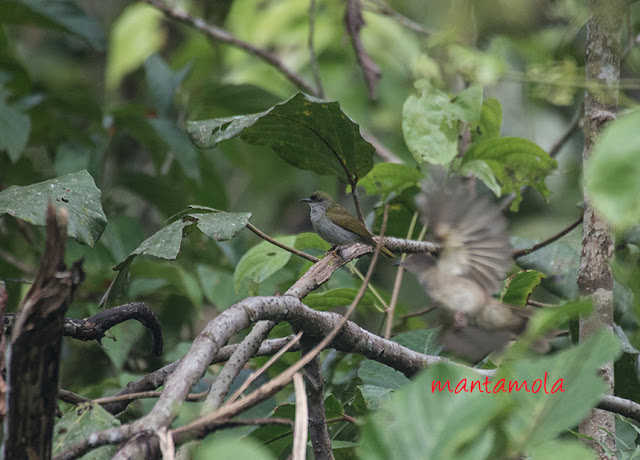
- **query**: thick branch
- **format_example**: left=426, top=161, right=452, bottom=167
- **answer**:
left=578, top=1, right=622, bottom=457
left=4, top=302, right=163, bottom=356
left=3, top=204, right=84, bottom=460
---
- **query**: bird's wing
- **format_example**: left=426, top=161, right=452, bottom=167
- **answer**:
left=416, top=169, right=512, bottom=294
left=329, top=204, right=374, bottom=239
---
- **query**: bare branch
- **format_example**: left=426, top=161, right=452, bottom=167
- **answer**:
left=308, top=0, right=325, bottom=98
left=246, top=222, right=319, bottom=263
left=345, top=0, right=381, bottom=99
left=513, top=214, right=583, bottom=259
left=292, top=373, right=308, bottom=460
left=144, top=0, right=318, bottom=95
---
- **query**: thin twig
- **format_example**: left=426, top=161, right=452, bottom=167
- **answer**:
left=308, top=0, right=325, bottom=98
left=365, top=0, right=432, bottom=36
left=0, top=248, right=35, bottom=276
left=224, top=331, right=304, bottom=407
left=513, top=214, right=583, bottom=259
left=548, top=103, right=582, bottom=158
left=246, top=222, right=319, bottom=263
left=361, top=128, right=403, bottom=163
left=345, top=0, right=381, bottom=99
left=385, top=212, right=419, bottom=338
left=144, top=0, right=317, bottom=95
left=350, top=185, right=366, bottom=224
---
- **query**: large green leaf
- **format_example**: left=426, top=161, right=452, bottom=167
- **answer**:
left=53, top=404, right=120, bottom=459
left=358, top=364, right=502, bottom=460
left=187, top=93, right=375, bottom=184
left=502, top=329, right=619, bottom=449
left=358, top=163, right=424, bottom=202
left=148, top=119, right=201, bottom=182
left=585, top=109, right=640, bottom=231
left=304, top=288, right=376, bottom=311
left=0, top=170, right=106, bottom=246
left=233, top=236, right=297, bottom=293
left=402, top=80, right=482, bottom=165
left=106, top=3, right=164, bottom=90
left=144, top=54, right=192, bottom=118
left=500, top=270, right=546, bottom=306
left=471, top=97, right=502, bottom=143
left=461, top=137, right=557, bottom=210
left=0, top=98, right=30, bottom=162
left=0, top=0, right=106, bottom=50
left=102, top=211, right=251, bottom=307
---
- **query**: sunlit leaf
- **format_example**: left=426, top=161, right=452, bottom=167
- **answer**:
left=0, top=170, right=106, bottom=246
left=358, top=163, right=424, bottom=202
left=233, top=236, right=297, bottom=293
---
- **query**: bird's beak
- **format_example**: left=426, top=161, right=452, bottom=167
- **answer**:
left=299, top=198, right=312, bottom=203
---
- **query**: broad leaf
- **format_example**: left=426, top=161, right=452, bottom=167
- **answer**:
left=53, top=404, right=120, bottom=459
left=233, top=236, right=297, bottom=293
left=358, top=163, right=424, bottom=202
left=500, top=270, right=546, bottom=306
left=461, top=137, right=557, bottom=210
left=187, top=93, right=375, bottom=184
left=585, top=109, right=640, bottom=231
left=106, top=3, right=164, bottom=90
left=148, top=119, right=201, bottom=182
left=144, top=54, right=192, bottom=118
left=0, top=170, right=107, bottom=246
left=471, top=97, right=502, bottom=143
left=103, top=211, right=251, bottom=307
left=0, top=0, right=106, bottom=50
left=402, top=80, right=482, bottom=165
left=304, top=288, right=375, bottom=311
left=0, top=95, right=30, bottom=162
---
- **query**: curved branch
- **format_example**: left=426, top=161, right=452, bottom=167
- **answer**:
left=246, top=222, right=319, bottom=263
left=4, top=302, right=164, bottom=356
left=144, top=0, right=318, bottom=95
left=513, top=214, right=583, bottom=259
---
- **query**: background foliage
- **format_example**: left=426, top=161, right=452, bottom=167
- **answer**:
left=1, top=0, right=640, bottom=458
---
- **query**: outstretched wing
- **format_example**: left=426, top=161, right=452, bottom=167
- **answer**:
left=416, top=169, right=512, bottom=294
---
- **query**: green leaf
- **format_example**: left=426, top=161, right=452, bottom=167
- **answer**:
left=472, top=98, right=502, bottom=143
left=101, top=320, right=144, bottom=371
left=0, top=99, right=30, bottom=162
left=502, top=329, right=620, bottom=448
left=144, top=54, right=192, bottom=118
left=357, top=360, right=411, bottom=410
left=233, top=236, right=297, bottom=293
left=527, top=439, right=596, bottom=460
left=358, top=163, right=424, bottom=202
left=358, top=364, right=503, bottom=460
left=293, top=232, right=331, bottom=251
left=514, top=232, right=580, bottom=299
left=393, top=329, right=441, bottom=355
left=187, top=93, right=375, bottom=184
left=461, top=137, right=557, bottom=210
left=304, top=288, right=375, bottom=311
left=585, top=109, right=640, bottom=231
left=104, top=211, right=250, bottom=307
left=196, top=437, right=276, bottom=460
left=193, top=210, right=252, bottom=241
left=500, top=270, right=547, bottom=306
left=106, top=3, right=164, bottom=90
left=197, top=265, right=241, bottom=310
left=53, top=404, right=120, bottom=459
left=148, top=118, right=201, bottom=182
left=402, top=80, right=482, bottom=165
left=0, top=0, right=106, bottom=50
left=0, top=170, right=107, bottom=246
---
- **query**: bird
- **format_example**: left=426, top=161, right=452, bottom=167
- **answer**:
left=299, top=191, right=395, bottom=258
left=401, top=170, right=530, bottom=360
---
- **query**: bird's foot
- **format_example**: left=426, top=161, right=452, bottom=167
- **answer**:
left=453, top=311, right=469, bottom=330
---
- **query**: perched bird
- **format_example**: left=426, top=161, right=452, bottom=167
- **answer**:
left=402, top=171, right=530, bottom=360
left=300, top=191, right=394, bottom=258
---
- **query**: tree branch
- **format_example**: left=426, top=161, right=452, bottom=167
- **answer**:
left=513, top=214, right=583, bottom=259
left=144, top=0, right=318, bottom=95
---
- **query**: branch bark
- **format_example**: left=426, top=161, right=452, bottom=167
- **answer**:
left=578, top=1, right=623, bottom=457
